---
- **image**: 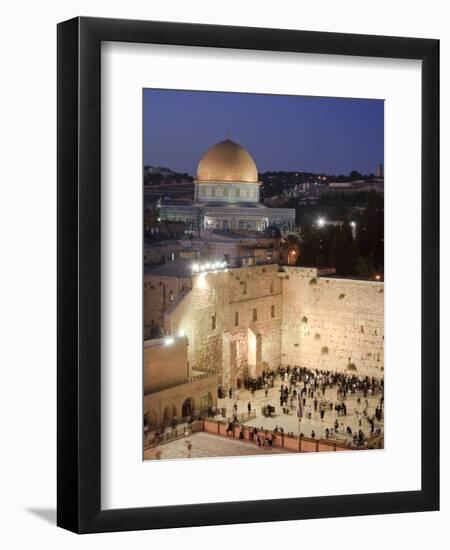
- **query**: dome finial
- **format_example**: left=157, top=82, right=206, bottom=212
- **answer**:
left=226, top=129, right=230, bottom=139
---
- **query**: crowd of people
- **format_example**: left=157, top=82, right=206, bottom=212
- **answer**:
left=223, top=365, right=384, bottom=449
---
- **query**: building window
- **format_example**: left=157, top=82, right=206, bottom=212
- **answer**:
left=270, top=280, right=274, bottom=293
left=252, top=308, right=257, bottom=322
left=242, top=281, right=247, bottom=294
left=211, top=315, right=216, bottom=330
left=236, top=188, right=240, bottom=198
left=271, top=304, right=275, bottom=318
left=169, top=291, right=174, bottom=302
left=235, top=312, right=239, bottom=327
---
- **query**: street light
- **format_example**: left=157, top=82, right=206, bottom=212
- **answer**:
left=317, top=217, right=326, bottom=228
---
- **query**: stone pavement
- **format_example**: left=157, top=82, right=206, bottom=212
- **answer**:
left=217, top=378, right=384, bottom=443
left=144, top=376, right=383, bottom=460
left=143, top=431, right=289, bottom=460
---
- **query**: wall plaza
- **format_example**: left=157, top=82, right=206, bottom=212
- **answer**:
left=143, top=263, right=384, bottom=448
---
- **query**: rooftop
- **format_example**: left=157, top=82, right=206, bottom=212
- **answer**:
left=145, top=258, right=194, bottom=278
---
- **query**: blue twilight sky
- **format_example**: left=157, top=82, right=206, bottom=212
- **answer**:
left=143, top=89, right=384, bottom=177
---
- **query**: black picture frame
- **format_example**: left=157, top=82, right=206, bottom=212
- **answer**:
left=57, top=16, right=439, bottom=533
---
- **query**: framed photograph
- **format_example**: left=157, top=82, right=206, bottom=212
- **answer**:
left=57, top=17, right=439, bottom=533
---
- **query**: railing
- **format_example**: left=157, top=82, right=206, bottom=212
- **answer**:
left=201, top=417, right=351, bottom=453
left=144, top=420, right=203, bottom=449
left=203, top=409, right=257, bottom=423
left=145, top=415, right=378, bottom=454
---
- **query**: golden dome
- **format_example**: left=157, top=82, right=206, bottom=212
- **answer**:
left=196, top=139, right=258, bottom=184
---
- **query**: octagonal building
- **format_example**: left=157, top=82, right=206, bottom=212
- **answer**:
left=159, top=138, right=296, bottom=233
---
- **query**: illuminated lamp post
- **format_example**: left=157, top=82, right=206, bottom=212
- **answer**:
left=317, top=217, right=326, bottom=228
left=288, top=248, right=297, bottom=265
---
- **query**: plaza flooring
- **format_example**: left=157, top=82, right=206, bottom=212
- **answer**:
left=216, top=377, right=384, bottom=444
left=143, top=431, right=289, bottom=460
left=145, top=376, right=383, bottom=460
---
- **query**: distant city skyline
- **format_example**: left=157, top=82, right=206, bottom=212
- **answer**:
left=143, top=89, right=384, bottom=177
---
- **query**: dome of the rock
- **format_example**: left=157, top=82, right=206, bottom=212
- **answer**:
left=196, top=139, right=258, bottom=184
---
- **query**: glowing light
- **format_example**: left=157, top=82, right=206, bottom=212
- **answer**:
left=192, top=260, right=228, bottom=274
left=164, top=337, right=175, bottom=346
left=317, top=217, right=326, bottom=228
left=350, top=221, right=356, bottom=228
left=197, top=272, right=208, bottom=289
left=375, top=274, right=381, bottom=281
left=178, top=329, right=185, bottom=337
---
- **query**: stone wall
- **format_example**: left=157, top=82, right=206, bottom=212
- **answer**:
left=144, top=374, right=218, bottom=428
left=281, top=267, right=384, bottom=378
left=164, top=264, right=283, bottom=388
left=144, top=274, right=192, bottom=328
left=144, top=264, right=384, bottom=393
left=144, top=336, right=189, bottom=394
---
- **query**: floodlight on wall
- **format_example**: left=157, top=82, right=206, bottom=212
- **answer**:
left=191, top=261, right=227, bottom=274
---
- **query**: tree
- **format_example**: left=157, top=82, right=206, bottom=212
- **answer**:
left=349, top=170, right=363, bottom=181
left=355, top=255, right=377, bottom=278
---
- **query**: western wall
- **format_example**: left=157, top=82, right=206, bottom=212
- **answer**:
left=281, top=267, right=384, bottom=377
left=144, top=264, right=384, bottom=390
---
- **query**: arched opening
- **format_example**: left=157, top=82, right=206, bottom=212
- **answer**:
left=144, top=409, right=158, bottom=430
left=162, top=404, right=177, bottom=424
left=182, top=398, right=194, bottom=418
left=200, top=392, right=213, bottom=412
